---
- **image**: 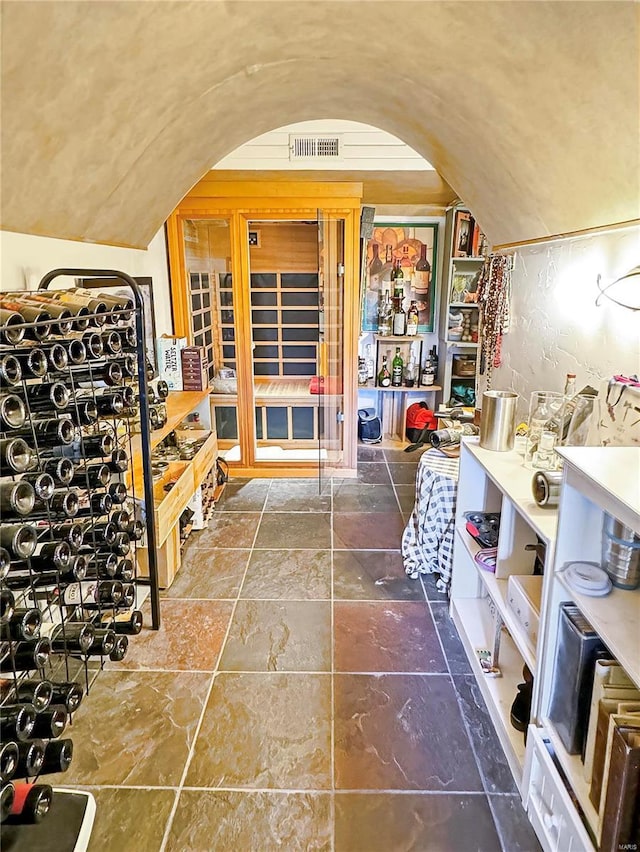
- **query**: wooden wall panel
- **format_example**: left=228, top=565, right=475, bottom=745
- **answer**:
left=248, top=222, right=317, bottom=272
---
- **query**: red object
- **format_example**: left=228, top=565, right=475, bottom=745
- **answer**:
left=309, top=376, right=343, bottom=395
left=406, top=402, right=437, bottom=432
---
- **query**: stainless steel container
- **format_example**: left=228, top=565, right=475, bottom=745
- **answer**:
left=601, top=513, right=640, bottom=589
left=532, top=470, right=562, bottom=507
left=479, top=391, right=518, bottom=452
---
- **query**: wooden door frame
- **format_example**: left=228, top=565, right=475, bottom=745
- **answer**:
left=165, top=178, right=362, bottom=477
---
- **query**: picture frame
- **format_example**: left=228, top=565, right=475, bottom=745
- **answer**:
left=361, top=221, right=438, bottom=333
left=453, top=210, right=472, bottom=257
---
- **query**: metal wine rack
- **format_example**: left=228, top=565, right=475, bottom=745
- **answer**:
left=0, top=269, right=160, bottom=840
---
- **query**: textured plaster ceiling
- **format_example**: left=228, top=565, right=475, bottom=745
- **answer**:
left=1, top=1, right=638, bottom=249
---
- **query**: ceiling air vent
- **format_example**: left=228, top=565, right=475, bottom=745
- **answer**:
left=289, top=134, right=341, bottom=160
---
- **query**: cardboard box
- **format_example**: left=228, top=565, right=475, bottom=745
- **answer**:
left=181, top=346, right=209, bottom=391
left=157, top=336, right=187, bottom=390
left=507, top=574, right=543, bottom=654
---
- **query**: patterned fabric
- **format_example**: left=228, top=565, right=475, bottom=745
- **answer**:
left=402, top=449, right=460, bottom=594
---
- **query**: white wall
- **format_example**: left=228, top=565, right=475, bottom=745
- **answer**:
left=0, top=228, right=173, bottom=337
left=487, top=225, right=640, bottom=419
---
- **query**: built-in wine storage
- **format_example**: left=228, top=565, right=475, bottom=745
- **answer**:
left=0, top=270, right=159, bottom=841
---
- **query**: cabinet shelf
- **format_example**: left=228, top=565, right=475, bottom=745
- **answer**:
left=451, top=596, right=528, bottom=788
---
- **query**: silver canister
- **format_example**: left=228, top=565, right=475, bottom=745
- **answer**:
left=479, top=391, right=518, bottom=452
left=601, top=513, right=640, bottom=589
left=532, top=470, right=562, bottom=507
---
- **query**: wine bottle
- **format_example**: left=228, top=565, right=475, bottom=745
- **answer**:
left=377, top=290, right=392, bottom=336
left=392, top=299, right=406, bottom=336
left=109, top=449, right=128, bottom=473
left=9, top=782, right=53, bottom=823
left=108, top=481, right=127, bottom=505
left=36, top=456, right=75, bottom=485
left=26, top=292, right=91, bottom=331
left=391, top=347, right=403, bottom=387
left=23, top=381, right=70, bottom=412
left=15, top=416, right=75, bottom=446
left=127, top=519, right=144, bottom=542
left=87, top=391, right=124, bottom=417
left=101, top=330, right=122, bottom=355
left=76, top=431, right=114, bottom=457
left=0, top=638, right=51, bottom=672
left=377, top=355, right=391, bottom=388
left=406, top=300, right=419, bottom=336
left=84, top=628, right=116, bottom=657
left=49, top=292, right=109, bottom=325
left=84, top=520, right=117, bottom=546
left=0, top=393, right=27, bottom=429
left=0, top=437, right=32, bottom=473
left=109, top=633, right=129, bottom=662
left=391, top=259, right=404, bottom=299
left=110, top=531, right=130, bottom=556
left=6, top=679, right=52, bottom=713
left=0, top=480, right=35, bottom=517
left=0, top=704, right=36, bottom=742
left=0, top=354, right=22, bottom=386
left=0, top=742, right=18, bottom=784
left=32, top=489, right=79, bottom=519
left=19, top=472, right=55, bottom=501
left=76, top=289, right=135, bottom=321
left=0, top=525, right=38, bottom=559
left=112, top=558, right=134, bottom=582
left=42, top=342, right=68, bottom=373
left=116, top=326, right=137, bottom=351
left=69, top=463, right=111, bottom=489
left=46, top=520, right=83, bottom=549
left=101, top=607, right=142, bottom=635
left=47, top=622, right=95, bottom=655
left=49, top=681, right=83, bottom=713
left=0, top=783, right=15, bottom=822
left=110, top=509, right=130, bottom=532
left=57, top=554, right=88, bottom=582
left=74, top=492, right=112, bottom=518
left=0, top=300, right=51, bottom=341
left=0, top=547, right=9, bottom=581
left=110, top=353, right=137, bottom=378
left=119, top=582, right=136, bottom=608
left=76, top=331, right=103, bottom=359
left=39, top=738, right=73, bottom=774
left=1, top=571, right=57, bottom=593
left=64, top=399, right=98, bottom=427
left=9, top=347, right=48, bottom=379
left=14, top=740, right=45, bottom=778
left=31, top=705, right=68, bottom=740
left=62, top=580, right=123, bottom=608
left=0, top=310, right=25, bottom=345
left=0, top=608, right=42, bottom=642
left=14, top=294, right=77, bottom=334
left=105, top=384, right=136, bottom=408
left=83, top=556, right=118, bottom=579
left=368, top=242, right=383, bottom=285
left=0, top=589, right=15, bottom=625
left=29, top=539, right=73, bottom=570
left=68, top=361, right=122, bottom=386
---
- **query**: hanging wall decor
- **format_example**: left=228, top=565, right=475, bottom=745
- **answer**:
left=476, top=253, right=514, bottom=388
left=362, top=222, right=439, bottom=333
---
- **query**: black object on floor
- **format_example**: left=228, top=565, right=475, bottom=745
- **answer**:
left=1, top=789, right=95, bottom=851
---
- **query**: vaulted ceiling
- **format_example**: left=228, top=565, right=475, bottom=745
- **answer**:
left=1, top=1, right=638, bottom=248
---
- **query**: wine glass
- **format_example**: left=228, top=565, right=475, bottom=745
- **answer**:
left=565, top=395, right=601, bottom=447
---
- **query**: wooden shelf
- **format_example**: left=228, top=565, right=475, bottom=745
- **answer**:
left=362, top=383, right=441, bottom=392
left=449, top=302, right=480, bottom=308
left=446, top=341, right=478, bottom=348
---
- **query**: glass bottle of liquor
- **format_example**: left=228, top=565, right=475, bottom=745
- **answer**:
left=357, top=357, right=368, bottom=386
left=404, top=354, right=418, bottom=388
left=391, top=347, right=403, bottom=387
left=392, top=298, right=406, bottom=336
left=406, top=300, right=419, bottom=336
left=377, top=291, right=392, bottom=336
left=414, top=243, right=431, bottom=305
left=390, top=260, right=404, bottom=299
left=365, top=344, right=375, bottom=380
left=377, top=355, right=391, bottom=388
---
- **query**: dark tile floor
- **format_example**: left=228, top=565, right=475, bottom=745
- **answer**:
left=51, top=445, right=541, bottom=851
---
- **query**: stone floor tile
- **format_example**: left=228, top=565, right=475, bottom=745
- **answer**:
left=219, top=599, right=331, bottom=672
left=166, top=790, right=331, bottom=852
left=163, top=548, right=250, bottom=599
left=255, top=512, right=331, bottom=549
left=214, top=479, right=271, bottom=512
left=335, top=792, right=502, bottom=852
left=109, top=599, right=233, bottom=671
left=241, top=549, right=331, bottom=600
left=188, top=512, right=261, bottom=549
left=87, top=788, right=176, bottom=852
left=264, top=478, right=331, bottom=512
left=185, top=672, right=332, bottom=789
left=334, top=601, right=446, bottom=672
left=387, top=462, right=420, bottom=485
left=334, top=674, right=482, bottom=791
left=357, top=445, right=386, bottom=462
left=48, top=671, right=210, bottom=786
left=332, top=481, right=399, bottom=513
left=333, top=550, right=425, bottom=601
left=489, top=794, right=543, bottom=851
left=430, top=602, right=473, bottom=675
left=454, top=675, right=518, bottom=793
left=420, top=571, right=450, bottom=601
left=384, top=446, right=428, bottom=463
left=394, top=483, right=417, bottom=516
left=333, top=512, right=405, bottom=550
left=354, top=462, right=391, bottom=484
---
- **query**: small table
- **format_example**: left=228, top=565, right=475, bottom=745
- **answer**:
left=363, top=385, right=441, bottom=440
left=402, top=449, right=460, bottom=593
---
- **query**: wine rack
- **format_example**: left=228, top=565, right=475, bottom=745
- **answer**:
left=0, top=269, right=160, bottom=843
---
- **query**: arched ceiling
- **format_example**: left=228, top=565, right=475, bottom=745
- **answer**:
left=1, top=1, right=638, bottom=249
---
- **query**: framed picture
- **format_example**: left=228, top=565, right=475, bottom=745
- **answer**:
left=450, top=269, right=479, bottom=304
left=361, top=222, right=438, bottom=332
left=453, top=210, right=472, bottom=257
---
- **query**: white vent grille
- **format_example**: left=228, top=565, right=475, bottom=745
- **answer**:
left=289, top=135, right=341, bottom=160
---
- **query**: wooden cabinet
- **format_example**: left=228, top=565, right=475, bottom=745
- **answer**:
left=134, top=389, right=218, bottom=587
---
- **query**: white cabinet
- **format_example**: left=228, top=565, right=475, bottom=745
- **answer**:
left=451, top=441, right=640, bottom=852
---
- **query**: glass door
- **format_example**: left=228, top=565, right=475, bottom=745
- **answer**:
left=317, top=210, right=345, bottom=488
